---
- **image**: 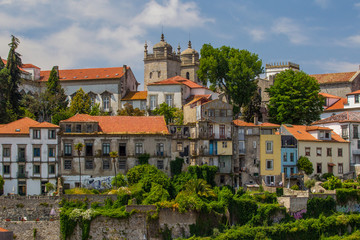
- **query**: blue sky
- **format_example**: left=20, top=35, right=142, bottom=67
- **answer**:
left=1, top=0, right=360, bottom=90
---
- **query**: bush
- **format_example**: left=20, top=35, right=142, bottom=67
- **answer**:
left=290, top=185, right=299, bottom=190
left=304, top=179, right=316, bottom=190
left=305, top=196, right=336, bottom=218
left=336, top=188, right=360, bottom=205
left=111, top=173, right=127, bottom=188
left=321, top=173, right=334, bottom=181
left=322, top=176, right=342, bottom=190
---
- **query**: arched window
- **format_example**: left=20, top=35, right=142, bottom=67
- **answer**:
left=149, top=72, right=152, bottom=79
left=158, top=71, right=161, bottom=78
left=186, top=72, right=190, bottom=79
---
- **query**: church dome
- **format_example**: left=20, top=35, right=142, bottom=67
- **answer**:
left=181, top=41, right=199, bottom=56
left=153, top=34, right=173, bottom=52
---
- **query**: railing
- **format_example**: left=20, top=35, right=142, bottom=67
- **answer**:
left=17, top=157, right=26, bottom=162
left=156, top=151, right=165, bottom=157
left=17, top=172, right=28, bottom=178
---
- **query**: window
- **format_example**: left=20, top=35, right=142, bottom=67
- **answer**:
left=157, top=143, right=164, bottom=156
left=102, top=143, right=110, bottom=156
left=48, top=130, right=56, bottom=139
left=76, top=124, right=82, bottom=133
left=327, top=148, right=332, bottom=157
left=325, top=132, right=330, bottom=139
left=86, top=125, right=93, bottom=133
left=64, top=160, right=72, bottom=170
left=157, top=160, right=164, bottom=170
left=290, top=167, right=295, bottom=175
left=85, top=159, right=93, bottom=170
left=85, top=143, right=93, bottom=156
left=305, top=147, right=311, bottom=156
left=283, top=152, right=287, bottom=162
left=135, top=143, right=143, bottom=155
left=150, top=95, right=157, bottom=110
left=49, top=165, right=55, bottom=174
left=338, top=148, right=343, bottom=157
left=165, top=94, right=173, bottom=107
left=65, top=124, right=71, bottom=133
left=64, top=143, right=72, bottom=156
left=222, top=142, right=228, bottom=148
left=220, top=109, right=226, bottom=117
left=176, top=142, right=183, bottom=151
left=316, top=147, right=322, bottom=156
left=266, top=141, right=273, bottom=153
left=342, top=126, right=349, bottom=138
left=338, top=163, right=343, bottom=174
left=354, top=125, right=359, bottom=139
left=265, top=176, right=275, bottom=185
left=186, top=72, right=190, bottom=79
left=208, top=109, right=215, bottom=117
left=220, top=175, right=225, bottom=184
left=33, top=147, right=41, bottom=157
left=158, top=71, right=161, bottom=78
left=3, top=147, right=10, bottom=157
left=247, top=128, right=253, bottom=135
left=103, top=96, right=110, bottom=110
left=209, top=125, right=214, bottom=136
left=118, top=159, right=126, bottom=169
left=239, top=141, right=245, bottom=154
left=149, top=72, right=152, bottom=79
left=33, top=129, right=41, bottom=139
left=317, top=163, right=322, bottom=174
left=266, top=159, right=273, bottom=170
left=119, top=143, right=126, bottom=156
left=49, top=147, right=55, bottom=157
left=33, top=165, right=40, bottom=174
left=103, top=159, right=110, bottom=170
left=3, top=165, right=10, bottom=174
left=355, top=94, right=359, bottom=103
left=358, top=140, right=360, bottom=149
left=220, top=125, right=225, bottom=138
left=290, top=152, right=294, bottom=162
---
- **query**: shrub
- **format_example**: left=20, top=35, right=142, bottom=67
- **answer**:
left=297, top=156, right=314, bottom=175
left=111, top=173, right=127, bottom=188
left=321, top=173, right=334, bottom=181
left=305, top=196, right=336, bottom=218
left=304, top=179, right=316, bottom=190
left=290, top=185, right=299, bottom=190
left=322, top=176, right=342, bottom=190
left=170, top=157, right=184, bottom=177
left=336, top=188, right=360, bottom=205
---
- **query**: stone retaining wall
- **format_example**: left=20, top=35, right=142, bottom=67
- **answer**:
left=2, top=220, right=60, bottom=240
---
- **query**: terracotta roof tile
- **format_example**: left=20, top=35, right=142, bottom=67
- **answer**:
left=325, top=97, right=347, bottom=111
left=122, top=91, right=147, bottom=101
left=148, top=76, right=205, bottom=89
left=22, top=63, right=40, bottom=69
left=185, top=94, right=212, bottom=106
left=319, top=92, right=341, bottom=99
left=0, top=118, right=58, bottom=135
left=347, top=90, right=360, bottom=95
left=39, top=67, right=127, bottom=82
left=32, top=121, right=60, bottom=128
left=1, top=59, right=29, bottom=73
left=311, top=72, right=358, bottom=84
left=233, top=120, right=256, bottom=127
left=283, top=124, right=347, bottom=142
left=0, top=227, right=9, bottom=232
left=260, top=122, right=280, bottom=127
left=312, top=112, right=360, bottom=124
left=60, top=114, right=169, bottom=134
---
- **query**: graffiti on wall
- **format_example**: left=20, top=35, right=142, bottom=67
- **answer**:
left=291, top=209, right=307, bottom=220
left=336, top=204, right=360, bottom=213
left=82, top=176, right=113, bottom=190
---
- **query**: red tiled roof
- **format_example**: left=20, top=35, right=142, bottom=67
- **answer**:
left=311, top=72, right=357, bottom=84
left=283, top=124, right=347, bottom=142
left=347, top=90, right=360, bottom=95
left=0, top=118, right=58, bottom=135
left=306, top=126, right=331, bottom=131
left=1, top=59, right=29, bottom=73
left=122, top=91, right=147, bottom=101
left=325, top=97, right=347, bottom=111
left=148, top=76, right=205, bottom=89
left=22, top=63, right=40, bottom=69
left=319, top=92, right=341, bottom=99
left=60, top=114, right=169, bottom=134
left=312, top=112, right=360, bottom=125
left=233, top=120, right=256, bottom=127
left=39, top=67, right=127, bottom=82
left=32, top=121, right=60, bottom=128
left=0, top=227, right=9, bottom=232
left=185, top=94, right=212, bottom=106
left=260, top=122, right=280, bottom=127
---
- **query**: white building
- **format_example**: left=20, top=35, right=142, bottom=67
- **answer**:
left=0, top=118, right=59, bottom=195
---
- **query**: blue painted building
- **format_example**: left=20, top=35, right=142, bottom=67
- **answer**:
left=281, top=135, right=298, bottom=181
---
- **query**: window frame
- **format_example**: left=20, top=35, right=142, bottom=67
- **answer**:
left=33, top=129, right=41, bottom=139
left=338, top=163, right=343, bottom=174
left=266, top=159, right=273, bottom=170
left=266, top=141, right=273, bottom=154
left=48, top=130, right=56, bottom=139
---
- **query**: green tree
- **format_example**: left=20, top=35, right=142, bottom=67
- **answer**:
left=297, top=156, right=314, bottom=175
left=198, top=44, right=263, bottom=113
left=69, top=88, right=91, bottom=114
left=242, top=88, right=262, bottom=122
left=111, top=173, right=127, bottom=188
left=51, top=109, right=74, bottom=125
left=5, top=35, right=22, bottom=117
left=0, top=175, right=4, bottom=192
left=74, top=143, right=84, bottom=187
left=0, top=68, right=16, bottom=123
left=183, top=178, right=216, bottom=198
left=267, top=69, right=324, bottom=125
left=117, top=103, right=145, bottom=116
left=152, top=102, right=182, bottom=124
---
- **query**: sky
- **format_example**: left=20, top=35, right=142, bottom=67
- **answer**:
left=1, top=0, right=360, bottom=90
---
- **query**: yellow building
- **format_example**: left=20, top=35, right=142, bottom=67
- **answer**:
left=259, top=123, right=282, bottom=186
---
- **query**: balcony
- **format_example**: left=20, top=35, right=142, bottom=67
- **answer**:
left=17, top=172, right=28, bottom=178
left=239, top=148, right=246, bottom=155
left=17, top=157, right=26, bottom=162
left=156, top=151, right=166, bottom=157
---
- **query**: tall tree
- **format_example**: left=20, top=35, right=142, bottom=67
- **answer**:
left=5, top=35, right=22, bottom=116
left=242, top=88, right=262, bottom=123
left=45, top=66, right=68, bottom=112
left=69, top=88, right=91, bottom=114
left=152, top=102, right=182, bottom=124
left=267, top=69, right=324, bottom=125
left=198, top=44, right=263, bottom=113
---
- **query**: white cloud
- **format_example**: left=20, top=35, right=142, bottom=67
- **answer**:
left=247, top=28, right=266, bottom=42
left=133, top=0, right=213, bottom=29
left=336, top=35, right=360, bottom=47
left=314, top=60, right=359, bottom=73
left=271, top=17, right=308, bottom=45
left=0, top=0, right=210, bottom=72
left=314, top=0, right=330, bottom=8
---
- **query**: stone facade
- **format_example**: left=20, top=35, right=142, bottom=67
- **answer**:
left=2, top=220, right=60, bottom=240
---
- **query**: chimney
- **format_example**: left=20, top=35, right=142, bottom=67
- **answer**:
left=254, top=115, right=258, bottom=125
left=123, top=65, right=127, bottom=74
